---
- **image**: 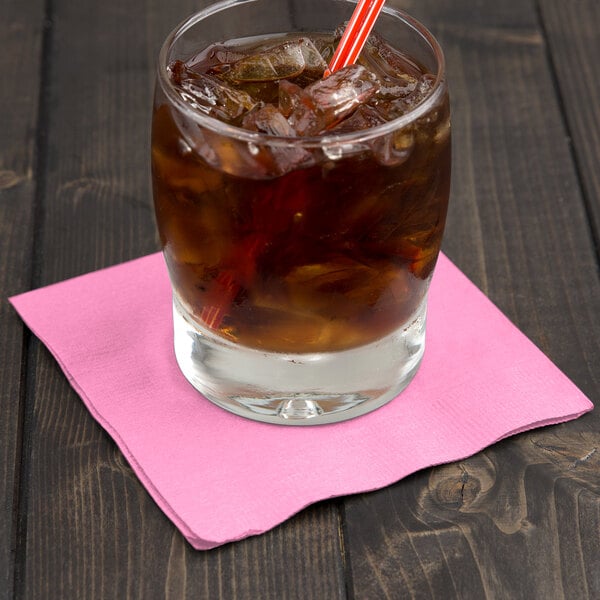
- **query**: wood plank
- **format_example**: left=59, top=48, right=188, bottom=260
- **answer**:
left=0, top=0, right=45, bottom=597
left=538, top=0, right=600, bottom=259
left=21, top=0, right=346, bottom=598
left=342, top=0, right=600, bottom=597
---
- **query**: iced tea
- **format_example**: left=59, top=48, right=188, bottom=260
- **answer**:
left=152, top=30, right=450, bottom=354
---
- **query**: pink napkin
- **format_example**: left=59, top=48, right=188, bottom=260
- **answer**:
left=9, top=253, right=593, bottom=549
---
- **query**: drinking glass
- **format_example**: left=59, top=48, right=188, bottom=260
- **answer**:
left=152, top=0, right=451, bottom=424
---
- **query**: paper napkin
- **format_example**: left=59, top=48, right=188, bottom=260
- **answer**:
left=9, top=253, right=593, bottom=549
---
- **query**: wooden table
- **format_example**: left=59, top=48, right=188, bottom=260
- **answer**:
left=2, top=0, right=599, bottom=598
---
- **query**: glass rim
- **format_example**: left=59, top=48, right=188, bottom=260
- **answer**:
left=157, top=0, right=447, bottom=148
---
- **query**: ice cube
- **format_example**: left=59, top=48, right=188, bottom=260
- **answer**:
left=161, top=207, right=231, bottom=270
left=278, top=79, right=305, bottom=117
left=307, top=65, right=380, bottom=118
left=173, top=70, right=257, bottom=122
left=375, top=73, right=418, bottom=101
left=166, top=73, right=295, bottom=178
left=278, top=79, right=322, bottom=134
left=329, top=104, right=386, bottom=133
left=242, top=104, right=296, bottom=136
left=240, top=105, right=312, bottom=175
left=409, top=74, right=436, bottom=108
left=409, top=247, right=438, bottom=279
left=371, top=128, right=415, bottom=166
left=285, top=257, right=383, bottom=317
left=179, top=45, right=248, bottom=77
left=229, top=299, right=361, bottom=352
left=230, top=81, right=280, bottom=103
left=152, top=105, right=227, bottom=195
left=152, top=146, right=223, bottom=196
left=296, top=38, right=328, bottom=80
left=309, top=35, right=337, bottom=65
left=327, top=102, right=415, bottom=165
left=378, top=74, right=436, bottom=119
left=168, top=60, right=192, bottom=85
left=362, top=32, right=423, bottom=80
left=226, top=41, right=306, bottom=82
left=204, top=46, right=247, bottom=73
left=288, top=64, right=380, bottom=135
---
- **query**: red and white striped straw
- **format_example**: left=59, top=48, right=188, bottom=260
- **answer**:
left=325, top=0, right=386, bottom=76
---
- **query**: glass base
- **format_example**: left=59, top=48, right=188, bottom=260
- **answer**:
left=172, top=295, right=427, bottom=425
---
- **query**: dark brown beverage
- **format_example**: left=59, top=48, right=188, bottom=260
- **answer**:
left=152, top=31, right=450, bottom=353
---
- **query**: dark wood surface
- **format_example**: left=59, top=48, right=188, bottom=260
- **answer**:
left=1, top=0, right=598, bottom=598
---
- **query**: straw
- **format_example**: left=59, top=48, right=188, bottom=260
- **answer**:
left=325, top=0, right=386, bottom=76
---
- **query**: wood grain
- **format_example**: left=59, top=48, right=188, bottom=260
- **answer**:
left=345, top=434, right=599, bottom=599
left=5, top=0, right=599, bottom=597
left=0, top=0, right=44, bottom=598
left=538, top=0, right=600, bottom=259
left=342, top=0, right=600, bottom=598
left=19, top=0, right=346, bottom=598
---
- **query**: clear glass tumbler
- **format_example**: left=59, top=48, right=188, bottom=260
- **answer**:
left=152, top=0, right=450, bottom=425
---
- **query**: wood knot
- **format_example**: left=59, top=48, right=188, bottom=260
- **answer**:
left=418, top=458, right=496, bottom=519
left=433, top=471, right=481, bottom=510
